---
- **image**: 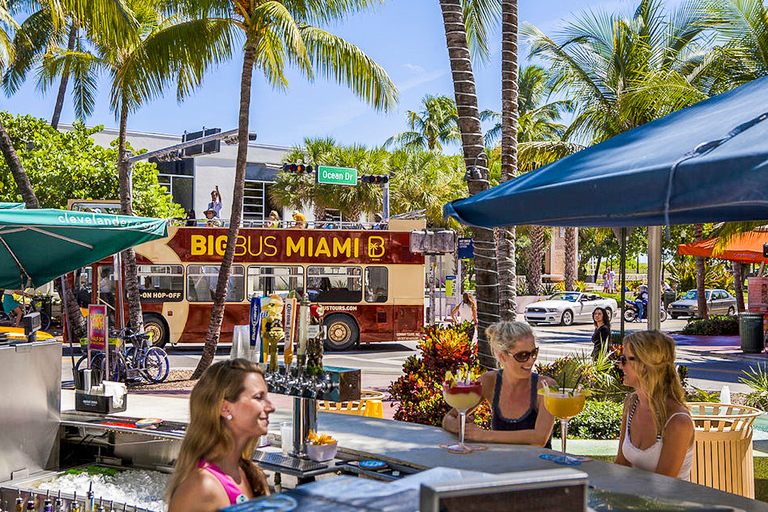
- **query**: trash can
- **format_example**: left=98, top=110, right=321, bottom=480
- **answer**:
left=739, top=312, right=764, bottom=353
left=687, top=403, right=762, bottom=498
left=662, top=290, right=676, bottom=309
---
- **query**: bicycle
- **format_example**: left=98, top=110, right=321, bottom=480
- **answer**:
left=0, top=294, right=51, bottom=330
left=75, top=328, right=169, bottom=385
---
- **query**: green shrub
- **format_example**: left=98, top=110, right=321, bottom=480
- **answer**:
left=740, top=366, right=768, bottom=411
left=681, top=315, right=739, bottom=336
left=553, top=400, right=623, bottom=440
left=389, top=322, right=491, bottom=427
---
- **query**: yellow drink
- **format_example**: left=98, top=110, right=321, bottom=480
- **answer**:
left=542, top=391, right=586, bottom=420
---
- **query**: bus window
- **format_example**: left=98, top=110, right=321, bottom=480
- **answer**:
left=307, top=266, right=362, bottom=303
left=247, top=266, right=304, bottom=300
left=187, top=264, right=245, bottom=302
left=365, top=267, right=388, bottom=303
left=138, top=265, right=184, bottom=302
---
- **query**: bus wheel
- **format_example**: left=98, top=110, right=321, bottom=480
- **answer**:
left=143, top=314, right=169, bottom=348
left=324, top=314, right=359, bottom=351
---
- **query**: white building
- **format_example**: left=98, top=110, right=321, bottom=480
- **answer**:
left=74, top=125, right=299, bottom=223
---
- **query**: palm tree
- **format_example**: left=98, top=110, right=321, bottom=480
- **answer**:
left=523, top=0, right=709, bottom=144
left=385, top=94, right=460, bottom=152
left=438, top=0, right=500, bottom=367
left=175, top=0, right=398, bottom=377
left=51, top=0, right=234, bottom=332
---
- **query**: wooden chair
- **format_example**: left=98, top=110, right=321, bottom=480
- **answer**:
left=317, top=390, right=385, bottom=419
left=687, top=402, right=762, bottom=498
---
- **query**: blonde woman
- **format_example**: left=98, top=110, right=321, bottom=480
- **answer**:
left=615, top=331, right=695, bottom=480
left=168, top=359, right=274, bottom=512
left=450, top=292, right=478, bottom=340
left=442, top=322, right=555, bottom=447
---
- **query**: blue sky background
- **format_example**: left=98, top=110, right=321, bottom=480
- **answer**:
left=1, top=0, right=684, bottom=150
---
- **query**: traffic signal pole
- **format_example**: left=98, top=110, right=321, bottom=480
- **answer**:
left=383, top=181, right=390, bottom=220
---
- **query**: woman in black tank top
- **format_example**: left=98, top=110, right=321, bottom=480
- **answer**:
left=442, top=322, right=556, bottom=447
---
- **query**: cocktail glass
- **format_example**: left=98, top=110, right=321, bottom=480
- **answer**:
left=441, top=381, right=485, bottom=454
left=541, top=388, right=586, bottom=462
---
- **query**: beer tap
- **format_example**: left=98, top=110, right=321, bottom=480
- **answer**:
left=86, top=482, right=94, bottom=512
left=43, top=492, right=52, bottom=512
left=15, top=492, right=23, bottom=512
left=54, top=492, right=62, bottom=512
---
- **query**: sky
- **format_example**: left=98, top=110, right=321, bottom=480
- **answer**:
left=1, top=0, right=685, bottom=151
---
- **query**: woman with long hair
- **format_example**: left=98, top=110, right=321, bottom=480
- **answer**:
left=590, top=307, right=611, bottom=359
left=450, top=292, right=478, bottom=340
left=442, top=322, right=555, bottom=447
left=615, top=331, right=694, bottom=479
left=168, top=359, right=274, bottom=512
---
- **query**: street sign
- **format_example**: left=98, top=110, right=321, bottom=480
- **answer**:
left=458, top=238, right=474, bottom=259
left=316, top=165, right=358, bottom=186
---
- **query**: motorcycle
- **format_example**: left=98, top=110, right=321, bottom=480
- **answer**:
left=623, top=298, right=668, bottom=322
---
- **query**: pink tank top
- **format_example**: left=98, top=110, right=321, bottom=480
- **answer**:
left=198, top=460, right=248, bottom=505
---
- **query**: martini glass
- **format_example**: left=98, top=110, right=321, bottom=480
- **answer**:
left=441, top=381, right=486, bottom=454
left=541, top=388, right=587, bottom=463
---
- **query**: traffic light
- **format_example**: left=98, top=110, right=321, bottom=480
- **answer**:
left=282, top=163, right=314, bottom=174
left=360, top=174, right=389, bottom=184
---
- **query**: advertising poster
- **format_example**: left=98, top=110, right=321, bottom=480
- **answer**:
left=283, top=298, right=297, bottom=361
left=249, top=296, right=262, bottom=362
left=88, top=305, right=108, bottom=351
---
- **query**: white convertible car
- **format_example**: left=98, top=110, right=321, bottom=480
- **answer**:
left=524, top=292, right=618, bottom=326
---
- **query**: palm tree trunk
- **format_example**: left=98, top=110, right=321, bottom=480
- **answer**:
left=0, top=119, right=40, bottom=208
left=526, top=226, right=544, bottom=295
left=51, top=22, right=78, bottom=130
left=439, top=0, right=499, bottom=368
left=496, top=0, right=519, bottom=322
left=694, top=223, right=708, bottom=319
left=593, top=255, right=602, bottom=283
left=732, top=262, right=745, bottom=312
left=117, top=103, right=143, bottom=331
left=564, top=227, right=576, bottom=290
left=193, top=43, right=256, bottom=378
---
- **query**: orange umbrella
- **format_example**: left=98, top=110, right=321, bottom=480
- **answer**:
left=677, top=231, right=768, bottom=263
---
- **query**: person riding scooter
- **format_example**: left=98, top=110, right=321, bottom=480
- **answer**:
left=634, top=285, right=649, bottom=319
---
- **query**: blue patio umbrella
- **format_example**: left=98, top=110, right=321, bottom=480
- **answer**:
left=444, top=77, right=768, bottom=228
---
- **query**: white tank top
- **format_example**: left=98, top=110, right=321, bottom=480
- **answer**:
left=458, top=302, right=474, bottom=322
left=621, top=396, right=694, bottom=480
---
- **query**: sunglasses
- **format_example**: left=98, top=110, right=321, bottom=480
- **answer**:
left=618, top=355, right=636, bottom=365
left=510, top=347, right=539, bottom=363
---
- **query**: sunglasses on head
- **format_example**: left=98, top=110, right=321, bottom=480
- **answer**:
left=510, top=347, right=539, bottom=363
left=618, top=355, right=636, bottom=365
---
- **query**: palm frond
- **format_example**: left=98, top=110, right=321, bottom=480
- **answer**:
left=299, top=24, right=398, bottom=112
left=461, top=0, right=501, bottom=64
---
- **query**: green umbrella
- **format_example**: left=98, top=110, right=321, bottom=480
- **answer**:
left=0, top=209, right=168, bottom=288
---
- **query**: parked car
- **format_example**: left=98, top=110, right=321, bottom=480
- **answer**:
left=524, top=292, right=618, bottom=326
left=668, top=289, right=737, bottom=319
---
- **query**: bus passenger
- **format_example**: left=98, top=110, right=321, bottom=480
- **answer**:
left=204, top=209, right=222, bottom=227
left=168, top=359, right=274, bottom=512
left=291, top=213, right=307, bottom=229
left=442, top=322, right=555, bottom=447
left=266, top=210, right=280, bottom=228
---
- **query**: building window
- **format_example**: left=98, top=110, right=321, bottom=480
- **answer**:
left=244, top=180, right=279, bottom=221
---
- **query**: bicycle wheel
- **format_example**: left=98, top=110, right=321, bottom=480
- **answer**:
left=0, top=311, right=13, bottom=327
left=38, top=310, right=50, bottom=331
left=96, top=351, right=126, bottom=382
left=140, top=347, right=169, bottom=383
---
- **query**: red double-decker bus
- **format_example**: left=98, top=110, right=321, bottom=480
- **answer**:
left=80, top=219, right=426, bottom=350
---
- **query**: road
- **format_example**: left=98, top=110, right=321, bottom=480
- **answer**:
left=61, top=316, right=766, bottom=394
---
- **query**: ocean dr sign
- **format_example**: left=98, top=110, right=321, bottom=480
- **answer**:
left=316, top=165, right=358, bottom=186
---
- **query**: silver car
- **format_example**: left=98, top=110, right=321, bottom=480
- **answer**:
left=524, top=292, right=618, bottom=326
left=668, top=289, right=737, bottom=319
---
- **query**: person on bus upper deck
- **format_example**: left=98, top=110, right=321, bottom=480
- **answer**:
left=290, top=213, right=307, bottom=229
left=204, top=209, right=222, bottom=227
left=186, top=210, right=197, bottom=227
left=372, top=213, right=386, bottom=230
left=208, top=186, right=222, bottom=218
left=266, top=210, right=280, bottom=228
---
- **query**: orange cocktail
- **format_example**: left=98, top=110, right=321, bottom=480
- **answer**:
left=542, top=391, right=586, bottom=420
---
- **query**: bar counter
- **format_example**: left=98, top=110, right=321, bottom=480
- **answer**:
left=60, top=390, right=767, bottom=511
